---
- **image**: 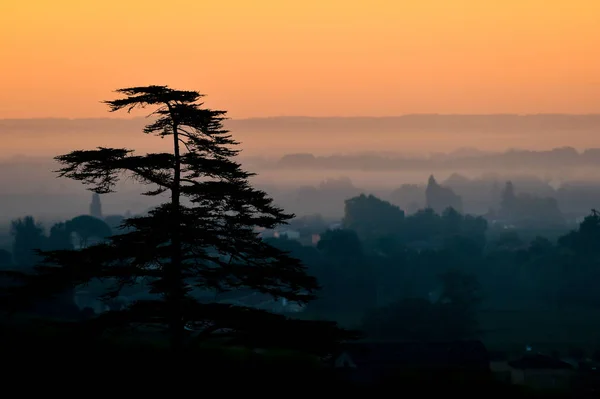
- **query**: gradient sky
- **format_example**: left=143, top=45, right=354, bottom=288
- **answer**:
left=1, top=0, right=600, bottom=118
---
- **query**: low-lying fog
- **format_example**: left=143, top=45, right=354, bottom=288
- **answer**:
left=3, top=115, right=600, bottom=225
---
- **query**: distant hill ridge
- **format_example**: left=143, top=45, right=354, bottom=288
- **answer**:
left=3, top=114, right=600, bottom=134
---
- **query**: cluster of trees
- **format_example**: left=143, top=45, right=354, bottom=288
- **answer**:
left=267, top=191, right=600, bottom=342
left=1, top=214, right=113, bottom=269
left=343, top=194, right=487, bottom=250
left=267, top=204, right=487, bottom=334
left=391, top=174, right=569, bottom=223
left=425, top=175, right=463, bottom=213
left=494, top=181, right=564, bottom=227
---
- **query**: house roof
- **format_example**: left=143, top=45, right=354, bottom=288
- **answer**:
left=335, top=340, right=490, bottom=369
left=508, top=354, right=575, bottom=370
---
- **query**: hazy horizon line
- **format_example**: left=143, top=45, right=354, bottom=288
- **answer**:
left=3, top=113, right=600, bottom=121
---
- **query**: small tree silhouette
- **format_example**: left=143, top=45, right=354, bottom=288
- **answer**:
left=65, top=215, right=112, bottom=248
left=10, top=216, right=45, bottom=268
left=3, top=86, right=354, bottom=353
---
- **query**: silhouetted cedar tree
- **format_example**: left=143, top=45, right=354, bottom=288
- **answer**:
left=1, top=86, right=357, bottom=354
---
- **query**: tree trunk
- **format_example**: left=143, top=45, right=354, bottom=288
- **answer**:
left=168, top=117, right=185, bottom=353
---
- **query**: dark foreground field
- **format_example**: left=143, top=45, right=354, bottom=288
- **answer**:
left=302, top=305, right=600, bottom=357
left=0, top=318, right=581, bottom=398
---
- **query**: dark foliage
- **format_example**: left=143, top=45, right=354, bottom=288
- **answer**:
left=10, top=216, right=45, bottom=268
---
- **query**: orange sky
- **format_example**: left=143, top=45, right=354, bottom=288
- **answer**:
left=1, top=0, right=600, bottom=118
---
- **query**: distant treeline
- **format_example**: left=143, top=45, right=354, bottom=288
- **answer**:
left=270, top=147, right=600, bottom=171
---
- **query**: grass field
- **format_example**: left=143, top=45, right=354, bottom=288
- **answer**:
left=7, top=301, right=600, bottom=358
left=299, top=305, right=600, bottom=356
left=479, top=307, right=600, bottom=354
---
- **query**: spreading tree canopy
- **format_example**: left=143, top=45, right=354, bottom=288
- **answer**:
left=3, top=86, right=354, bottom=353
